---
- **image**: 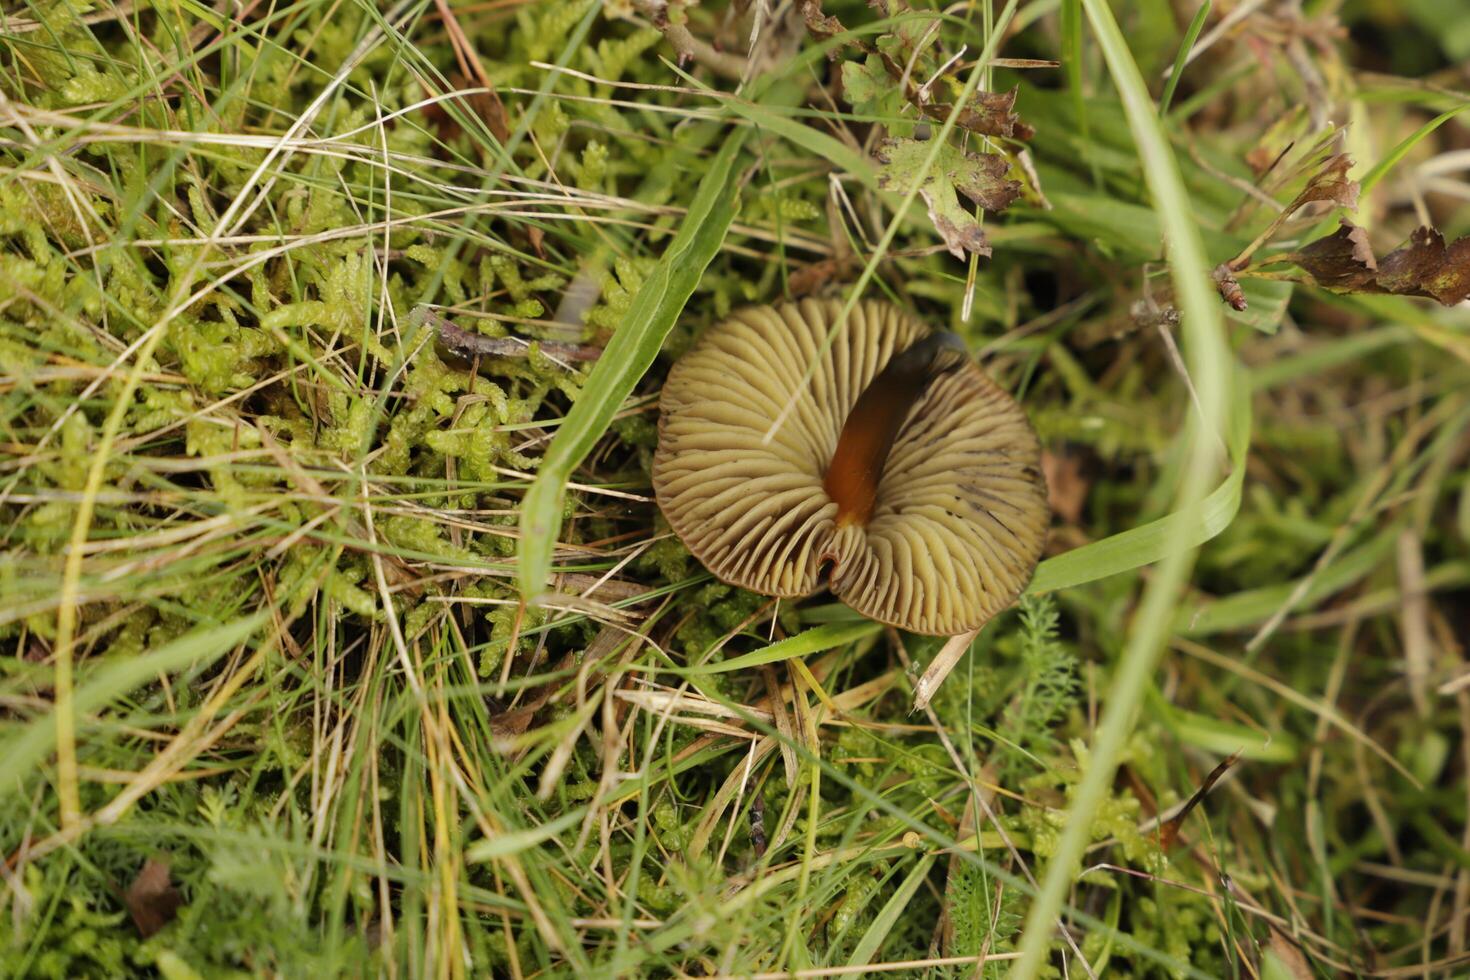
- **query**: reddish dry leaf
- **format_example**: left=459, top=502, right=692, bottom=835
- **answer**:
left=797, top=0, right=846, bottom=43
left=125, top=858, right=182, bottom=938
left=1285, top=219, right=1470, bottom=305
left=1041, top=450, right=1089, bottom=524
left=1245, top=141, right=1291, bottom=177
left=1224, top=153, right=1360, bottom=288
left=1286, top=152, right=1358, bottom=213
left=921, top=88, right=1034, bottom=140
left=1286, top=220, right=1377, bottom=289
left=788, top=256, right=853, bottom=298
left=1375, top=226, right=1470, bottom=305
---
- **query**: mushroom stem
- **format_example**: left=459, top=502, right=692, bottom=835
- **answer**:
left=824, top=331, right=968, bottom=528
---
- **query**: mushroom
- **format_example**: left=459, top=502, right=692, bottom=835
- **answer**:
left=653, top=299, right=1048, bottom=636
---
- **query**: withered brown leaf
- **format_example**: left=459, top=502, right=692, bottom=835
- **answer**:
left=1284, top=219, right=1470, bottom=305
left=802, top=0, right=1034, bottom=141
left=125, top=858, right=183, bottom=938
left=1285, top=152, right=1358, bottom=214
left=920, top=88, right=1034, bottom=140
left=876, top=138, right=1021, bottom=259
left=1376, top=226, right=1470, bottom=305
left=1223, top=152, right=1360, bottom=287
left=1286, top=220, right=1377, bottom=290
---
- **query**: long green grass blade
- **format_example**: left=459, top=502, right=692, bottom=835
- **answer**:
left=1029, top=374, right=1249, bottom=594
left=677, top=621, right=882, bottom=675
left=466, top=807, right=587, bottom=861
left=1010, top=0, right=1236, bottom=974
left=1358, top=104, right=1470, bottom=196
left=1060, top=0, right=1087, bottom=139
left=1159, top=2, right=1211, bottom=116
left=845, top=853, right=936, bottom=967
left=516, top=129, right=749, bottom=600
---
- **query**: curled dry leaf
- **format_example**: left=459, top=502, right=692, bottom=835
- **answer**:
left=876, top=139, right=1020, bottom=259
left=920, top=88, right=1034, bottom=141
left=1285, top=151, right=1358, bottom=213
left=1285, top=220, right=1377, bottom=290
left=125, top=858, right=183, bottom=938
left=1285, top=219, right=1470, bottom=306
left=1041, top=449, right=1089, bottom=525
left=1224, top=152, right=1360, bottom=286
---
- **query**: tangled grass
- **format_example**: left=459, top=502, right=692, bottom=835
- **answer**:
left=2, top=1, right=1469, bottom=976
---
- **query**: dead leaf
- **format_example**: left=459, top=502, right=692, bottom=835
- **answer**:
left=1263, top=925, right=1314, bottom=979
left=789, top=256, right=853, bottom=298
left=1375, top=225, right=1470, bottom=305
left=1285, top=219, right=1377, bottom=289
left=125, top=858, right=182, bottom=938
left=921, top=88, right=1033, bottom=140
left=797, top=0, right=845, bottom=43
left=1285, top=151, right=1357, bottom=213
left=1282, top=219, right=1470, bottom=305
left=489, top=627, right=629, bottom=748
left=1041, top=450, right=1089, bottom=524
left=876, top=138, right=1020, bottom=259
left=1225, top=151, right=1358, bottom=278
left=805, top=0, right=1034, bottom=140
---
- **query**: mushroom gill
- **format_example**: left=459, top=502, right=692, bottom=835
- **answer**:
left=652, top=298, right=1048, bottom=635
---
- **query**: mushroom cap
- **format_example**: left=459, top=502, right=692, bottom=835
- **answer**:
left=653, top=299, right=1048, bottom=635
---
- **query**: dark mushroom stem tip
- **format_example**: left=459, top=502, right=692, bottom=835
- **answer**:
left=824, top=330, right=969, bottom=529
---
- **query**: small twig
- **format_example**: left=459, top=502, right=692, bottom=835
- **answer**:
left=1158, top=750, right=1242, bottom=850
left=413, top=306, right=601, bottom=367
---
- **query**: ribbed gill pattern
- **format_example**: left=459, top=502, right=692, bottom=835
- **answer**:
left=653, top=299, right=1048, bottom=636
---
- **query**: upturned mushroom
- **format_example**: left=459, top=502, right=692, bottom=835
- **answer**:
left=653, top=299, right=1048, bottom=636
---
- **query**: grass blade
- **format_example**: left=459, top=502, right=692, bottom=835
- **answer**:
left=466, top=807, right=588, bottom=862
left=1159, top=2, right=1212, bottom=116
left=516, top=129, right=749, bottom=600
left=677, top=621, right=883, bottom=675
left=846, top=853, right=937, bottom=968
left=0, top=613, right=266, bottom=799
left=1028, top=375, right=1249, bottom=594
left=1358, top=103, right=1470, bottom=196
left=1009, top=0, right=1236, bottom=974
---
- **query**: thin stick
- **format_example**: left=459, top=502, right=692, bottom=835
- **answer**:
left=415, top=306, right=602, bottom=365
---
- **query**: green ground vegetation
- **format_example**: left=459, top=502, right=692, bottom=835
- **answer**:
left=2, top=0, right=1470, bottom=976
